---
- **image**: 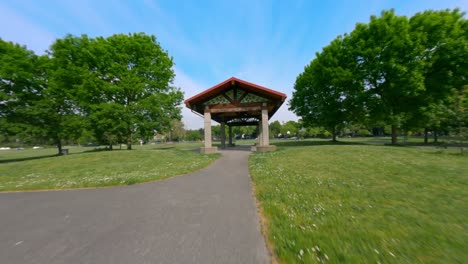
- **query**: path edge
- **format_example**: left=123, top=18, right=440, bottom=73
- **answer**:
left=248, top=155, right=279, bottom=264
left=0, top=152, right=221, bottom=194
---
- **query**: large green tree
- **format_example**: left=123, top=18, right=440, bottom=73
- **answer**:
left=290, top=35, right=361, bottom=141
left=51, top=33, right=183, bottom=150
left=350, top=10, right=425, bottom=144
left=408, top=9, right=467, bottom=143
left=0, top=39, right=38, bottom=136
left=0, top=39, right=82, bottom=154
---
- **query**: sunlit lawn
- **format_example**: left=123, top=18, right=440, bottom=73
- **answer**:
left=249, top=142, right=468, bottom=263
left=0, top=142, right=219, bottom=191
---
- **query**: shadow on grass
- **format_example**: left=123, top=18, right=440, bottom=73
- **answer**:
left=425, top=149, right=466, bottom=156
left=1, top=147, right=114, bottom=164
left=0, top=154, right=58, bottom=164
left=82, top=148, right=115, bottom=153
left=149, top=146, right=176, bottom=150
left=403, top=141, right=468, bottom=148
left=273, top=140, right=366, bottom=147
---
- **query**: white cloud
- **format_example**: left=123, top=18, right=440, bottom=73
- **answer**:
left=173, top=67, right=210, bottom=129
left=174, top=67, right=207, bottom=98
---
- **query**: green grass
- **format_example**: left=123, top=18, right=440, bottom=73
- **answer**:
left=249, top=142, right=468, bottom=263
left=0, top=142, right=219, bottom=191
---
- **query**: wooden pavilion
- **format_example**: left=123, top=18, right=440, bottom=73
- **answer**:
left=184, top=77, right=287, bottom=153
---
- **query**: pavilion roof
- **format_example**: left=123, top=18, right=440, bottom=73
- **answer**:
left=184, top=77, right=287, bottom=124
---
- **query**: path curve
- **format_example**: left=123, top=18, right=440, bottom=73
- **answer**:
left=0, top=150, right=269, bottom=264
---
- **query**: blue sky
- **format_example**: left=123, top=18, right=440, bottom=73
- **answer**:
left=1, top=0, right=466, bottom=128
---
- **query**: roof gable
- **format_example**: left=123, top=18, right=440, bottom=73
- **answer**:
left=185, top=77, right=287, bottom=124
left=184, top=77, right=286, bottom=106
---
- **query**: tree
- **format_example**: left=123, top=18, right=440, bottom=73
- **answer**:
left=281, top=121, right=300, bottom=138
left=232, top=126, right=256, bottom=139
left=185, top=129, right=203, bottom=141
left=350, top=10, right=425, bottom=144
left=409, top=9, right=467, bottom=143
left=290, top=34, right=361, bottom=141
left=53, top=33, right=184, bottom=150
left=448, top=85, right=468, bottom=154
left=269, top=120, right=282, bottom=138
left=0, top=39, right=38, bottom=137
left=0, top=39, right=83, bottom=155
left=168, top=120, right=185, bottom=141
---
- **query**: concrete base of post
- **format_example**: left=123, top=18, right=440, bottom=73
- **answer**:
left=200, top=147, right=218, bottom=154
left=256, top=145, right=277, bottom=152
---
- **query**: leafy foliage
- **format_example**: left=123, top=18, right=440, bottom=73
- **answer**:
left=0, top=39, right=39, bottom=134
left=50, top=33, right=183, bottom=150
left=1, top=33, right=183, bottom=152
left=291, top=9, right=467, bottom=145
left=290, top=35, right=361, bottom=141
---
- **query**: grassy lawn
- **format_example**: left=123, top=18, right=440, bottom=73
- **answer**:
left=0, top=142, right=219, bottom=191
left=249, top=141, right=468, bottom=263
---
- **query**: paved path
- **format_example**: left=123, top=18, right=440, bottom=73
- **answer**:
left=0, top=150, right=269, bottom=264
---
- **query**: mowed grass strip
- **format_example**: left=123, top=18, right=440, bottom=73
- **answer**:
left=249, top=144, right=468, bottom=263
left=0, top=145, right=219, bottom=191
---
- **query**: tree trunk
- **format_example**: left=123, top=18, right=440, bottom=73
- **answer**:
left=56, top=138, right=63, bottom=155
left=127, top=129, right=132, bottom=150
left=460, top=123, right=464, bottom=155
left=391, top=125, right=398, bottom=145
left=331, top=127, right=337, bottom=142
left=109, top=144, right=113, bottom=150
left=433, top=128, right=438, bottom=143
left=424, top=128, right=428, bottom=144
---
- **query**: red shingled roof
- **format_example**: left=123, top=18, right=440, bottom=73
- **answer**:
left=184, top=77, right=287, bottom=106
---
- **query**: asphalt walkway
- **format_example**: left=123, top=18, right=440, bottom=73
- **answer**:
left=0, top=150, right=269, bottom=264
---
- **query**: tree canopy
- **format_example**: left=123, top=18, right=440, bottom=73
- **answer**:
left=0, top=33, right=183, bottom=153
left=290, top=9, right=467, bottom=144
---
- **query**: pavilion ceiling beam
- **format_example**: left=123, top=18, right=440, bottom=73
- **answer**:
left=237, top=91, right=248, bottom=103
left=222, top=93, right=235, bottom=104
left=226, top=122, right=260, bottom=126
left=210, top=105, right=262, bottom=113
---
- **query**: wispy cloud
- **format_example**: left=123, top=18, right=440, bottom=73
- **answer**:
left=0, top=3, right=55, bottom=53
left=173, top=67, right=209, bottom=129
left=173, top=67, right=207, bottom=98
left=55, top=0, right=114, bottom=34
left=141, top=0, right=200, bottom=62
